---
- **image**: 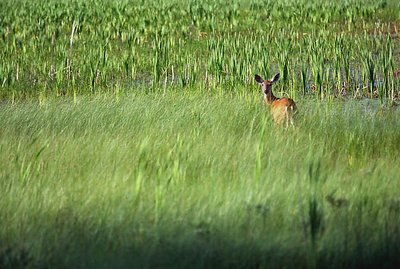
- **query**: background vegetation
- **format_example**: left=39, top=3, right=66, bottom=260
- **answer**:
left=0, top=0, right=399, bottom=101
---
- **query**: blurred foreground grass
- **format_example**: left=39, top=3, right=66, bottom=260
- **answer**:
left=0, top=93, right=399, bottom=268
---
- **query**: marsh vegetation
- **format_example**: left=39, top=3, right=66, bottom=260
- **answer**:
left=1, top=0, right=400, bottom=268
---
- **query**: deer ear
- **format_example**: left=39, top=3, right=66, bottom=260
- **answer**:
left=254, top=74, right=263, bottom=84
left=270, top=73, right=280, bottom=83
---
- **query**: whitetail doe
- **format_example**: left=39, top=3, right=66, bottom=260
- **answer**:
left=255, top=73, right=297, bottom=128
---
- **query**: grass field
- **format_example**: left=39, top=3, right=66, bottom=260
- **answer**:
left=1, top=95, right=400, bottom=268
left=1, top=0, right=400, bottom=268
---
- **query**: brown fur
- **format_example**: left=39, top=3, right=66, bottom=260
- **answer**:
left=270, top=98, right=297, bottom=125
left=255, top=73, right=297, bottom=127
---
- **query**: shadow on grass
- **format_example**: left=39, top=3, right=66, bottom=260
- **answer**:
left=1, top=213, right=400, bottom=269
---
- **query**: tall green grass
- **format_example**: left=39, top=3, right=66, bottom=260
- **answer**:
left=0, top=0, right=399, bottom=100
left=1, top=93, right=399, bottom=268
left=1, top=0, right=400, bottom=268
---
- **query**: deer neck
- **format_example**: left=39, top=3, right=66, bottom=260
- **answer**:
left=264, top=91, right=278, bottom=104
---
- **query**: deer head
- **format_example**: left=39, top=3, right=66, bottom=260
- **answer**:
left=254, top=73, right=280, bottom=97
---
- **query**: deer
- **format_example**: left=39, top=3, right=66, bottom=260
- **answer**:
left=254, top=73, right=297, bottom=128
